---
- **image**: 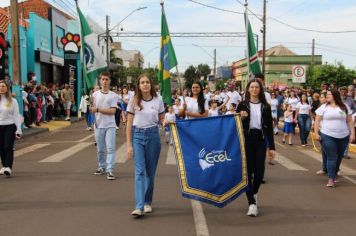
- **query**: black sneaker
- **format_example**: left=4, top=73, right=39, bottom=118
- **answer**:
left=106, top=171, right=115, bottom=180
left=94, top=168, right=105, bottom=175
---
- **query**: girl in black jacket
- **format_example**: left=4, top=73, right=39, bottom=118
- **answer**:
left=236, top=78, right=275, bottom=217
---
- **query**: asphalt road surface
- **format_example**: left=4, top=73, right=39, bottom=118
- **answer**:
left=1, top=121, right=356, bottom=236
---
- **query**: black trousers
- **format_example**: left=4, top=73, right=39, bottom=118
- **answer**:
left=115, top=108, right=122, bottom=127
left=0, top=124, right=16, bottom=169
left=245, top=129, right=267, bottom=205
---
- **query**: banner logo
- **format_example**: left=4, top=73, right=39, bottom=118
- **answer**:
left=198, top=148, right=231, bottom=171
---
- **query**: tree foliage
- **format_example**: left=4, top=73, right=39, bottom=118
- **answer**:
left=306, top=63, right=356, bottom=89
left=184, top=65, right=198, bottom=88
left=196, top=64, right=211, bottom=80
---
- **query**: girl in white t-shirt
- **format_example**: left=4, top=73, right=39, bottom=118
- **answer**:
left=314, top=89, right=355, bottom=187
left=282, top=104, right=294, bottom=145
left=179, top=82, right=209, bottom=119
left=208, top=96, right=230, bottom=117
left=126, top=74, right=165, bottom=217
left=294, top=94, right=312, bottom=146
left=163, top=106, right=176, bottom=145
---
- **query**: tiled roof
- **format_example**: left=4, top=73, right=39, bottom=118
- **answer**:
left=0, top=7, right=9, bottom=33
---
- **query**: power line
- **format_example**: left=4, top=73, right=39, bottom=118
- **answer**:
left=315, top=46, right=356, bottom=57
left=189, top=0, right=356, bottom=34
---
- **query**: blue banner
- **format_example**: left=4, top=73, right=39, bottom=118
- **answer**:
left=170, top=115, right=248, bottom=208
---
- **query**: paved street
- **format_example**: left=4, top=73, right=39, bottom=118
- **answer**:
left=2, top=121, right=356, bottom=236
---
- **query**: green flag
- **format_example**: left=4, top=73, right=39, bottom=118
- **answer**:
left=158, top=8, right=177, bottom=105
left=78, top=7, right=107, bottom=92
left=245, top=12, right=262, bottom=76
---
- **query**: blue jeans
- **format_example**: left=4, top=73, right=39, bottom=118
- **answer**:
left=132, top=126, right=161, bottom=210
left=85, top=107, right=95, bottom=128
left=95, top=127, right=116, bottom=172
left=320, top=133, right=349, bottom=180
left=298, top=114, right=311, bottom=145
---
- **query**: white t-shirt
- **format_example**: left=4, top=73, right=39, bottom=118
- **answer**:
left=0, top=96, right=22, bottom=134
left=285, top=97, right=299, bottom=111
left=296, top=102, right=311, bottom=115
left=127, top=96, right=165, bottom=129
left=184, top=97, right=209, bottom=119
left=164, top=112, right=176, bottom=123
left=92, top=91, right=118, bottom=128
left=226, top=91, right=241, bottom=108
left=225, top=111, right=234, bottom=115
left=316, top=104, right=352, bottom=138
left=249, top=102, right=262, bottom=130
left=271, top=98, right=278, bottom=111
left=284, top=111, right=294, bottom=123
left=264, top=91, right=272, bottom=105
left=208, top=108, right=219, bottom=117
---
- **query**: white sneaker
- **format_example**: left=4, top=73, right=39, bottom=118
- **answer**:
left=0, top=167, right=5, bottom=175
left=247, top=204, right=258, bottom=217
left=144, top=205, right=153, bottom=213
left=4, top=167, right=12, bottom=177
left=131, top=209, right=144, bottom=218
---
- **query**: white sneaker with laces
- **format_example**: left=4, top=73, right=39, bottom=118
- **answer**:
left=247, top=204, right=258, bottom=217
left=131, top=209, right=144, bottom=217
left=0, top=167, right=5, bottom=175
left=144, top=205, right=153, bottom=213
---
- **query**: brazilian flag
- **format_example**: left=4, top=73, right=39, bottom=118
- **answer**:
left=158, top=7, right=177, bottom=105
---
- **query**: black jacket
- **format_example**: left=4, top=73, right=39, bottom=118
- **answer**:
left=236, top=101, right=275, bottom=150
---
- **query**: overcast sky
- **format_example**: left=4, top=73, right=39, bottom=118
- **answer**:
left=2, top=0, right=356, bottom=72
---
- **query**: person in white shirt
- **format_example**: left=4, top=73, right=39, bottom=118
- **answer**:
left=179, top=82, right=209, bottom=119
left=0, top=80, right=22, bottom=177
left=163, top=106, right=176, bottom=145
left=225, top=103, right=237, bottom=115
left=90, top=72, right=118, bottom=180
left=126, top=74, right=165, bottom=218
left=121, top=87, right=131, bottom=124
left=172, top=98, right=183, bottom=120
left=314, top=89, right=355, bottom=187
left=226, top=86, right=241, bottom=109
left=294, top=94, right=312, bottom=146
left=270, top=92, right=279, bottom=134
left=208, top=96, right=230, bottom=117
left=282, top=104, right=294, bottom=145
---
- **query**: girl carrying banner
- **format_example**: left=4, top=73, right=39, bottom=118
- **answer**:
left=237, top=78, right=275, bottom=217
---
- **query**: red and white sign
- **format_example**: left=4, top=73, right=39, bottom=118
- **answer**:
left=292, top=65, right=306, bottom=83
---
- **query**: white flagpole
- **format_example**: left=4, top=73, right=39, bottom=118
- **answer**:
left=244, top=0, right=250, bottom=87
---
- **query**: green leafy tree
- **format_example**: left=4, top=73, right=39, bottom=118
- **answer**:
left=306, top=63, right=356, bottom=89
left=126, top=66, right=143, bottom=85
left=184, top=65, right=198, bottom=88
left=143, top=67, right=159, bottom=85
left=196, top=64, right=211, bottom=80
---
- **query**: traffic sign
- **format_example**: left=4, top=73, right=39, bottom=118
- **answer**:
left=292, top=65, right=306, bottom=83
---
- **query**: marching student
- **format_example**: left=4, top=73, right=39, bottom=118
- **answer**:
left=282, top=104, right=294, bottom=145
left=126, top=74, right=165, bottom=218
left=163, top=106, right=176, bottom=145
left=225, top=103, right=237, bottom=115
left=90, top=72, right=118, bottom=180
left=208, top=96, right=230, bottom=117
left=294, top=94, right=312, bottom=146
left=0, top=80, right=22, bottom=177
left=179, top=82, right=209, bottom=119
left=236, top=78, right=275, bottom=217
left=314, top=89, right=355, bottom=187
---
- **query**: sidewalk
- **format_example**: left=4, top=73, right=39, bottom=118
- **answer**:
left=22, top=117, right=83, bottom=138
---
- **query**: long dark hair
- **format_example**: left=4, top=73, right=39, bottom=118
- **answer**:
left=329, top=89, right=347, bottom=113
left=244, top=79, right=268, bottom=105
left=191, top=82, right=206, bottom=114
left=134, top=74, right=157, bottom=110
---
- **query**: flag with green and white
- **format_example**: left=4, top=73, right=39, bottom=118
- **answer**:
left=245, top=12, right=262, bottom=77
left=78, top=7, right=107, bottom=91
left=158, top=6, right=178, bottom=105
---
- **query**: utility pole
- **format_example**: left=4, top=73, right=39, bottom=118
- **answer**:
left=106, top=15, right=110, bottom=69
left=262, top=0, right=267, bottom=77
left=10, top=0, right=21, bottom=86
left=213, top=48, right=216, bottom=78
left=311, top=38, right=315, bottom=66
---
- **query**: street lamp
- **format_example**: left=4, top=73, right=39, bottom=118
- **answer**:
left=192, top=44, right=216, bottom=78
left=98, top=6, right=148, bottom=68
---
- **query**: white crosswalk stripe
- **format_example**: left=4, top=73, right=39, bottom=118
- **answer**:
left=39, top=142, right=92, bottom=163
left=299, top=149, right=356, bottom=176
left=274, top=152, right=309, bottom=171
left=15, top=143, right=50, bottom=157
left=166, top=145, right=177, bottom=165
